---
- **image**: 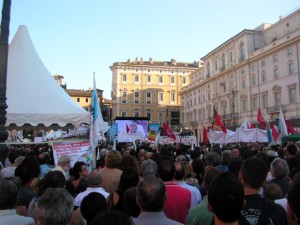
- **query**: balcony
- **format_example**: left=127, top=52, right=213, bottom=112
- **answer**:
left=266, top=105, right=287, bottom=114
left=239, top=56, right=245, bottom=63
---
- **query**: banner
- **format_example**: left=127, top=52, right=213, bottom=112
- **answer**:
left=208, top=128, right=268, bottom=144
left=158, top=135, right=197, bottom=145
left=52, top=140, right=93, bottom=171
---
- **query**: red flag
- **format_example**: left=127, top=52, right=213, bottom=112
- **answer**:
left=163, top=123, right=176, bottom=140
left=271, top=124, right=279, bottom=141
left=285, top=120, right=298, bottom=134
left=249, top=123, right=256, bottom=129
left=257, top=108, right=266, bottom=129
left=126, top=123, right=130, bottom=133
left=214, top=108, right=227, bottom=133
left=203, top=127, right=208, bottom=144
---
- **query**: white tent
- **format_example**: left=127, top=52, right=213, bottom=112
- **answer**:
left=6, top=25, right=90, bottom=130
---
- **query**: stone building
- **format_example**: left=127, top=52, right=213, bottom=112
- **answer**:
left=110, top=58, right=201, bottom=131
left=180, top=9, right=300, bottom=141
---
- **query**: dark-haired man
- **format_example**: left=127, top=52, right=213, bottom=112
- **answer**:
left=0, top=179, right=34, bottom=225
left=208, top=172, right=244, bottom=225
left=238, top=157, right=288, bottom=225
left=134, top=176, right=182, bottom=225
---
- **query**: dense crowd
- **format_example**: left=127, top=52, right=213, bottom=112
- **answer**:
left=0, top=141, right=300, bottom=225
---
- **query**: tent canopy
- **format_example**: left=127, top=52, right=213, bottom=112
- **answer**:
left=6, top=25, right=90, bottom=131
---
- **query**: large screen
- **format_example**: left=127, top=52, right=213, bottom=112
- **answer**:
left=115, top=117, right=149, bottom=142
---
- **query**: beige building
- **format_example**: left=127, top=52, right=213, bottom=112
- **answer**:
left=110, top=58, right=201, bottom=131
left=53, top=74, right=112, bottom=123
left=180, top=9, right=300, bottom=141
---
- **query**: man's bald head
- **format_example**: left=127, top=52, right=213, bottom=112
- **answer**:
left=88, top=170, right=102, bottom=187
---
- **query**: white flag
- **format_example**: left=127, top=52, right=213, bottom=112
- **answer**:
left=277, top=107, right=288, bottom=144
left=240, top=117, right=250, bottom=129
left=90, top=73, right=108, bottom=151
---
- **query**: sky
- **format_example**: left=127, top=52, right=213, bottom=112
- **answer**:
left=4, top=0, right=300, bottom=99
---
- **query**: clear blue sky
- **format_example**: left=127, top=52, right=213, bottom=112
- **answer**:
left=4, top=0, right=300, bottom=99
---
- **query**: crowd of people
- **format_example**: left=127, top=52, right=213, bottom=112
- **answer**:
left=0, top=141, right=300, bottom=225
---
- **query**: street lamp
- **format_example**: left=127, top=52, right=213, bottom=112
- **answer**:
left=232, top=89, right=236, bottom=130
left=0, top=0, right=11, bottom=165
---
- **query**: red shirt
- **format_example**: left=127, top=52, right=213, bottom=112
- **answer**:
left=163, top=181, right=191, bottom=224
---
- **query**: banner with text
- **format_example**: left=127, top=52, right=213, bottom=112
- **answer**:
left=52, top=140, right=93, bottom=171
left=158, top=135, right=197, bottom=145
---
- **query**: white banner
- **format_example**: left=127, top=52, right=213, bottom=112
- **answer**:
left=209, top=128, right=268, bottom=144
left=159, top=136, right=197, bottom=145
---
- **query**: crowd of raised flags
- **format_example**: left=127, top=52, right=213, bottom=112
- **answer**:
left=208, top=107, right=298, bottom=145
left=89, top=75, right=298, bottom=158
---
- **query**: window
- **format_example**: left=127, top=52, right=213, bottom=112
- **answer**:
left=147, top=101, right=151, bottom=104
left=252, top=75, right=256, bottom=86
left=170, top=92, right=175, bottom=102
left=240, top=42, right=245, bottom=61
left=122, top=91, right=127, bottom=97
left=122, top=74, right=127, bottom=82
left=134, top=100, right=139, bottom=104
left=134, top=112, right=139, bottom=117
left=146, top=112, right=151, bottom=120
left=242, top=99, right=247, bottom=112
left=122, top=100, right=127, bottom=103
left=229, top=52, right=233, bottom=63
left=222, top=104, right=227, bottom=115
left=215, top=61, right=218, bottom=70
left=287, top=48, right=292, bottom=57
left=85, top=98, right=89, bottom=103
left=261, top=60, right=265, bottom=67
left=134, top=91, right=139, bottom=98
left=121, top=112, right=127, bottom=117
left=170, top=76, right=175, bottom=84
left=134, top=74, right=139, bottom=83
left=146, top=92, right=151, bottom=98
left=221, top=53, right=225, bottom=69
left=158, top=112, right=164, bottom=122
left=242, top=79, right=246, bottom=88
left=261, top=71, right=266, bottom=83
left=158, top=76, right=163, bottom=83
left=288, top=62, right=294, bottom=75
left=147, top=75, right=151, bottom=83
left=262, top=95, right=267, bottom=109
left=273, top=55, right=278, bottom=62
left=158, top=92, right=163, bottom=102
left=182, top=76, right=186, bottom=84
left=252, top=96, right=258, bottom=110
left=207, top=63, right=210, bottom=77
left=274, top=92, right=281, bottom=106
left=289, top=88, right=296, bottom=104
left=274, top=67, right=279, bottom=79
left=77, top=98, right=80, bottom=102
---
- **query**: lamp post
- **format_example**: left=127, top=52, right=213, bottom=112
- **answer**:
left=232, top=89, right=236, bottom=130
left=0, top=0, right=11, bottom=165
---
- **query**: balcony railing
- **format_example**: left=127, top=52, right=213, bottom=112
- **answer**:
left=266, top=105, right=287, bottom=113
